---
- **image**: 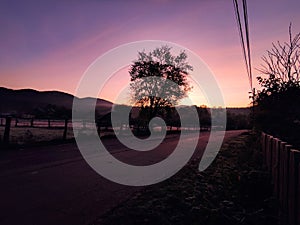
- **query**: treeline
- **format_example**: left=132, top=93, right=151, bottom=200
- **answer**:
left=3, top=104, right=251, bottom=131
left=97, top=105, right=251, bottom=131
left=32, top=104, right=71, bottom=119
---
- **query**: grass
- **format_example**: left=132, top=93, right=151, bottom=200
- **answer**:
left=94, top=131, right=281, bottom=225
left=0, top=126, right=74, bottom=145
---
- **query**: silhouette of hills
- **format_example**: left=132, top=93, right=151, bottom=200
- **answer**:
left=0, top=87, right=113, bottom=116
left=0, top=87, right=250, bottom=119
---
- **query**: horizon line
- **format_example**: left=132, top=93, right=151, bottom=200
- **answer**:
left=0, top=86, right=251, bottom=108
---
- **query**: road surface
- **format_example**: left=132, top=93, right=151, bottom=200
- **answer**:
left=0, top=130, right=246, bottom=225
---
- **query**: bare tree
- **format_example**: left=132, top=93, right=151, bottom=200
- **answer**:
left=255, top=24, right=300, bottom=144
left=257, top=24, right=300, bottom=90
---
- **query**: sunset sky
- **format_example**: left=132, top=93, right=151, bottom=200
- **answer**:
left=1, top=0, right=300, bottom=107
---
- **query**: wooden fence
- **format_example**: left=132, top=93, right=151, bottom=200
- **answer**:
left=0, top=117, right=70, bottom=144
left=0, top=115, right=213, bottom=145
left=0, top=117, right=114, bottom=145
left=261, top=132, right=300, bottom=225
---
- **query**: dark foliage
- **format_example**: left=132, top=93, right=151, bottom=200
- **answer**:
left=129, top=45, right=193, bottom=120
left=255, top=25, right=300, bottom=147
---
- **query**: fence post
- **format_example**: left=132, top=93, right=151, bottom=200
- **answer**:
left=272, top=138, right=281, bottom=198
left=288, top=149, right=300, bottom=225
left=63, top=119, right=68, bottom=140
left=266, top=136, right=273, bottom=172
left=297, top=164, right=300, bottom=225
left=279, top=141, right=287, bottom=207
left=271, top=138, right=277, bottom=178
left=283, top=145, right=293, bottom=214
left=3, top=117, right=12, bottom=144
left=265, top=135, right=270, bottom=168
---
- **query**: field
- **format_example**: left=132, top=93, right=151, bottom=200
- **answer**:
left=0, top=126, right=74, bottom=145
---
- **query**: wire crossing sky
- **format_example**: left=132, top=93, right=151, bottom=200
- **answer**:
left=1, top=0, right=300, bottom=107
left=233, top=0, right=253, bottom=91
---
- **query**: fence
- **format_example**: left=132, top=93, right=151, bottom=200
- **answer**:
left=0, top=117, right=70, bottom=145
left=261, top=132, right=300, bottom=225
left=0, top=117, right=117, bottom=145
left=0, top=115, right=214, bottom=146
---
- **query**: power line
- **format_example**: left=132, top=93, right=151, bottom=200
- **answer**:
left=242, top=0, right=253, bottom=90
left=233, top=0, right=253, bottom=91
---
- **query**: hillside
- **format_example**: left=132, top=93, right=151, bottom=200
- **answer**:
left=0, top=87, right=113, bottom=116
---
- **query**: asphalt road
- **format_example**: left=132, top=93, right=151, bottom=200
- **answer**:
left=0, top=130, right=246, bottom=225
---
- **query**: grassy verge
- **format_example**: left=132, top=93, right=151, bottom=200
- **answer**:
left=0, top=126, right=74, bottom=144
left=94, top=131, right=281, bottom=225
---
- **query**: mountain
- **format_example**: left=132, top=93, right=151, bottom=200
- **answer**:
left=0, top=87, right=251, bottom=119
left=0, top=87, right=113, bottom=116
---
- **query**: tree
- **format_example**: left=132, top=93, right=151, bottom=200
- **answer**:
left=256, top=24, right=300, bottom=95
left=129, top=45, right=193, bottom=120
left=255, top=24, right=300, bottom=146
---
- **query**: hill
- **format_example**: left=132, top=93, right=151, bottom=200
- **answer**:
left=0, top=87, right=113, bottom=117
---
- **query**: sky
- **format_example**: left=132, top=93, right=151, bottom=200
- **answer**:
left=1, top=0, right=300, bottom=107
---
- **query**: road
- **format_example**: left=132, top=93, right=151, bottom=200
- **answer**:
left=0, top=130, right=246, bottom=225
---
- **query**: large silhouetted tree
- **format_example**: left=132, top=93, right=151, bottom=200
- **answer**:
left=129, top=45, right=193, bottom=120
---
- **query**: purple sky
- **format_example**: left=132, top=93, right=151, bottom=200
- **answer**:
left=1, top=0, right=300, bottom=106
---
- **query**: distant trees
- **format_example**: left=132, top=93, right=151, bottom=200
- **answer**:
left=255, top=24, right=300, bottom=145
left=32, top=104, right=71, bottom=119
left=129, top=45, right=193, bottom=120
left=197, top=105, right=211, bottom=128
left=226, top=112, right=251, bottom=130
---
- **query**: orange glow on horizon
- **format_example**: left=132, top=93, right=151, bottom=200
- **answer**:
left=1, top=1, right=299, bottom=108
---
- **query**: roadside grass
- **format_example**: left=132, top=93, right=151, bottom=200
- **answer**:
left=0, top=126, right=74, bottom=145
left=95, top=132, right=281, bottom=225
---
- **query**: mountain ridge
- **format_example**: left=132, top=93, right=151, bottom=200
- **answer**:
left=0, top=87, right=250, bottom=117
left=0, top=87, right=113, bottom=116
